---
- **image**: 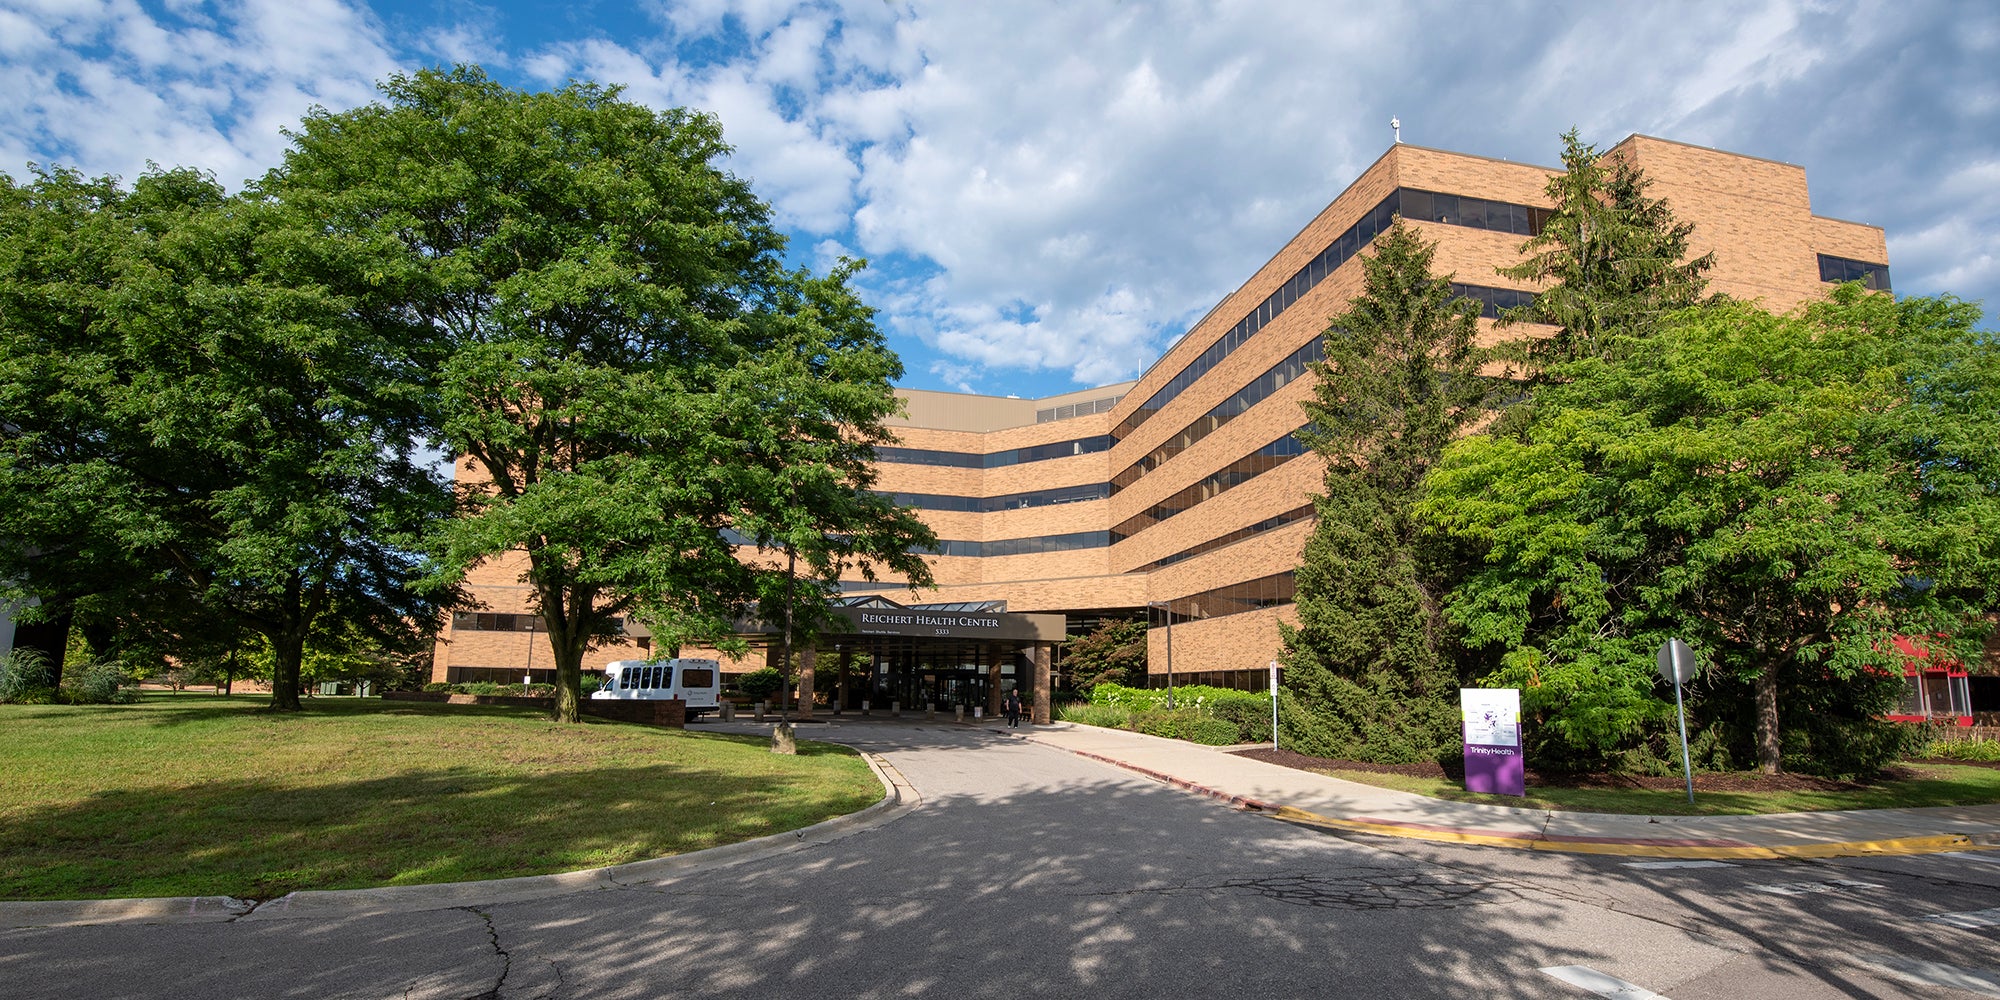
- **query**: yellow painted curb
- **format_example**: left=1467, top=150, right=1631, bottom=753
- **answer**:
left=1268, top=806, right=1990, bottom=859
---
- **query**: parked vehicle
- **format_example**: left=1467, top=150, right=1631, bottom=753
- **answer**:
left=591, top=658, right=721, bottom=718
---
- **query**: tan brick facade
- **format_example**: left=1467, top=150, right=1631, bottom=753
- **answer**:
left=437, top=134, right=1891, bottom=691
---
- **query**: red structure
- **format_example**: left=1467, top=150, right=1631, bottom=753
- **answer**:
left=1886, top=635, right=1973, bottom=726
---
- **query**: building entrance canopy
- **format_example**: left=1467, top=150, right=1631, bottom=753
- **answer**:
left=744, top=596, right=1062, bottom=719
left=827, top=595, right=1065, bottom=644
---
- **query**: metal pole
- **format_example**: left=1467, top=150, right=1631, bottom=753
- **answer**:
left=1269, top=660, right=1279, bottom=751
left=1165, top=604, right=1174, bottom=710
left=1674, top=646, right=1695, bottom=805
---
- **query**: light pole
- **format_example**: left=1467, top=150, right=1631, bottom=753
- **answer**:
left=1147, top=601, right=1175, bottom=709
left=524, top=616, right=538, bottom=683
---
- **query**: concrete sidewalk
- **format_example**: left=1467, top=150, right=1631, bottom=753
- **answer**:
left=1003, top=720, right=2000, bottom=859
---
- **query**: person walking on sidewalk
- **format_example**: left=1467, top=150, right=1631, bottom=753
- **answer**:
left=1004, top=689, right=1023, bottom=727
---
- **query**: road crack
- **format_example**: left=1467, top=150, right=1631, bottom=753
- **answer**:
left=459, top=906, right=510, bottom=1000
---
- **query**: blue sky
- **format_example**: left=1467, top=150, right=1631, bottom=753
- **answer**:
left=4, top=0, right=1995, bottom=400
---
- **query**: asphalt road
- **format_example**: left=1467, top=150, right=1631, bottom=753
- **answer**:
left=6, top=721, right=2000, bottom=999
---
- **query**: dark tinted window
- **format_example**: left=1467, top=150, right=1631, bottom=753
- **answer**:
left=1817, top=254, right=1891, bottom=291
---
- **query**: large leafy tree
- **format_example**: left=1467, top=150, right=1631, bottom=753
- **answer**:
left=1499, top=128, right=1714, bottom=370
left=1061, top=617, right=1145, bottom=694
left=269, top=67, right=932, bottom=722
left=1418, top=290, right=2000, bottom=774
left=0, top=166, right=455, bottom=710
left=1278, top=220, right=1498, bottom=763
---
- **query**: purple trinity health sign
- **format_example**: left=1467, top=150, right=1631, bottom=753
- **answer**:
left=1460, top=688, right=1524, bottom=796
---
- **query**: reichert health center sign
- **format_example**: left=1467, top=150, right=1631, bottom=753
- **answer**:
left=832, top=606, right=1061, bottom=642
left=1460, top=687, right=1524, bottom=796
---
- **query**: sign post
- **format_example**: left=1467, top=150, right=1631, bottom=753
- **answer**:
left=1268, top=660, right=1280, bottom=751
left=1459, top=688, right=1524, bottom=796
left=1656, top=638, right=1698, bottom=804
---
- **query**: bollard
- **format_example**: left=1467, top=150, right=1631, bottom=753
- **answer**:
left=754, top=701, right=765, bottom=722
left=955, top=705, right=964, bottom=722
left=720, top=702, right=735, bottom=721
left=892, top=700, right=901, bottom=718
left=926, top=702, right=936, bottom=721
left=973, top=705, right=982, bottom=719
left=861, top=699, right=870, bottom=716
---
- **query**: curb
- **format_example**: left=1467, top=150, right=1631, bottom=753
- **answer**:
left=1033, top=734, right=2000, bottom=861
left=1063, top=748, right=1276, bottom=812
left=1267, top=806, right=1989, bottom=859
left=0, top=750, right=917, bottom=929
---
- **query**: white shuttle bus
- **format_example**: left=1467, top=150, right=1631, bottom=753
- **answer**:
left=592, top=658, right=722, bottom=718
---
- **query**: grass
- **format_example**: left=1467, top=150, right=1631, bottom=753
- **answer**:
left=0, top=693, right=881, bottom=901
left=1314, top=764, right=2000, bottom=816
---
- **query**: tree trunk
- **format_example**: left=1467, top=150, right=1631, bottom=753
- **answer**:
left=550, top=627, right=586, bottom=723
left=1756, top=658, right=1782, bottom=774
left=267, top=626, right=307, bottom=712
left=797, top=645, right=815, bottom=720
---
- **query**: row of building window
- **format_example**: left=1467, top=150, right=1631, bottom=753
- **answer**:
left=1151, top=571, right=1297, bottom=624
left=918, top=531, right=1111, bottom=558
left=885, top=482, right=1111, bottom=513
left=885, top=500, right=1313, bottom=571
left=880, top=282, right=1529, bottom=485
left=452, top=612, right=628, bottom=633
left=1111, top=433, right=1309, bottom=542
left=1399, top=189, right=1552, bottom=236
left=1450, top=283, right=1539, bottom=319
left=1133, top=505, right=1315, bottom=573
left=1818, top=254, right=1891, bottom=291
left=1036, top=393, right=1126, bottom=424
left=1114, top=186, right=1551, bottom=442
left=1114, top=340, right=1324, bottom=491
left=874, top=436, right=1113, bottom=469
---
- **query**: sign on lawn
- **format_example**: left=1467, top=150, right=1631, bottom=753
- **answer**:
left=1460, top=688, right=1524, bottom=796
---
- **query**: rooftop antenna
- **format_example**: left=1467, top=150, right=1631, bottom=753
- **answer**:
left=1390, top=116, right=1401, bottom=144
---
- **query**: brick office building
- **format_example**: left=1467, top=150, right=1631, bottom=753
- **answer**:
left=432, top=134, right=1891, bottom=711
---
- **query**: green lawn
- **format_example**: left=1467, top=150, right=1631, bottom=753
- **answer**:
left=1318, top=765, right=2000, bottom=816
left=0, top=693, right=880, bottom=901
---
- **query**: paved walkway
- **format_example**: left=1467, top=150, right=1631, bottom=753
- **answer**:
left=9, top=714, right=1998, bottom=928
left=998, top=719, right=2000, bottom=859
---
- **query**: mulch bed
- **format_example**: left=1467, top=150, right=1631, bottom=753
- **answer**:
left=1229, top=746, right=1953, bottom=793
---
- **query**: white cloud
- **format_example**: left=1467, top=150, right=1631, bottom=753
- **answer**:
left=5, top=0, right=1993, bottom=399
left=0, top=0, right=399, bottom=188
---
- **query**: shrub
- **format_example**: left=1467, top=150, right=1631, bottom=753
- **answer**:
left=1131, top=710, right=1241, bottom=746
left=736, top=667, right=783, bottom=700
left=60, top=660, right=140, bottom=705
left=1205, top=693, right=1274, bottom=744
left=580, top=675, right=603, bottom=695
left=1086, top=683, right=1273, bottom=744
left=422, top=681, right=451, bottom=693
left=0, top=649, right=57, bottom=704
left=1921, top=737, right=2000, bottom=762
left=1056, top=701, right=1130, bottom=728
left=461, top=681, right=503, bottom=696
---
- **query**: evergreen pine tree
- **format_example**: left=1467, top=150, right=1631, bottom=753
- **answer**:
left=1279, top=220, right=1496, bottom=763
left=1499, top=128, right=1715, bottom=370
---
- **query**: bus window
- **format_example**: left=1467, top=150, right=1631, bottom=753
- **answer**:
left=681, top=668, right=714, bottom=688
